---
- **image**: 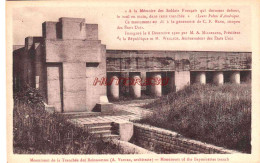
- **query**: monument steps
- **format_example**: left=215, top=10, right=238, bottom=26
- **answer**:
left=94, top=134, right=120, bottom=140
left=84, top=121, right=119, bottom=140
left=90, top=130, right=112, bottom=136
left=88, top=125, right=113, bottom=132
left=58, top=112, right=101, bottom=119
left=84, top=122, right=114, bottom=127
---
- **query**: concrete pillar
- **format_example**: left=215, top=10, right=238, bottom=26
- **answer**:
left=195, top=72, right=206, bottom=84
left=47, top=65, right=62, bottom=112
left=150, top=73, right=162, bottom=97
left=110, top=75, right=120, bottom=100
left=230, top=71, right=240, bottom=84
left=213, top=72, right=224, bottom=85
left=130, top=74, right=141, bottom=98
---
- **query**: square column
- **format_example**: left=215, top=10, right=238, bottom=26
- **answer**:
left=63, top=63, right=86, bottom=112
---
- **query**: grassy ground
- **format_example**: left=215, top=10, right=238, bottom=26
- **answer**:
left=13, top=86, right=124, bottom=154
left=139, top=83, right=251, bottom=153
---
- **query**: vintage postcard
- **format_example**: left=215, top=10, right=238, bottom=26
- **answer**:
left=6, top=0, right=260, bottom=162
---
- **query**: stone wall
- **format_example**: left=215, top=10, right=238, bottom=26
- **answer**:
left=42, top=21, right=61, bottom=39
left=106, top=50, right=251, bottom=72
left=86, top=44, right=107, bottom=110
left=133, top=123, right=240, bottom=154
left=13, top=37, right=46, bottom=96
left=45, top=40, right=102, bottom=63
